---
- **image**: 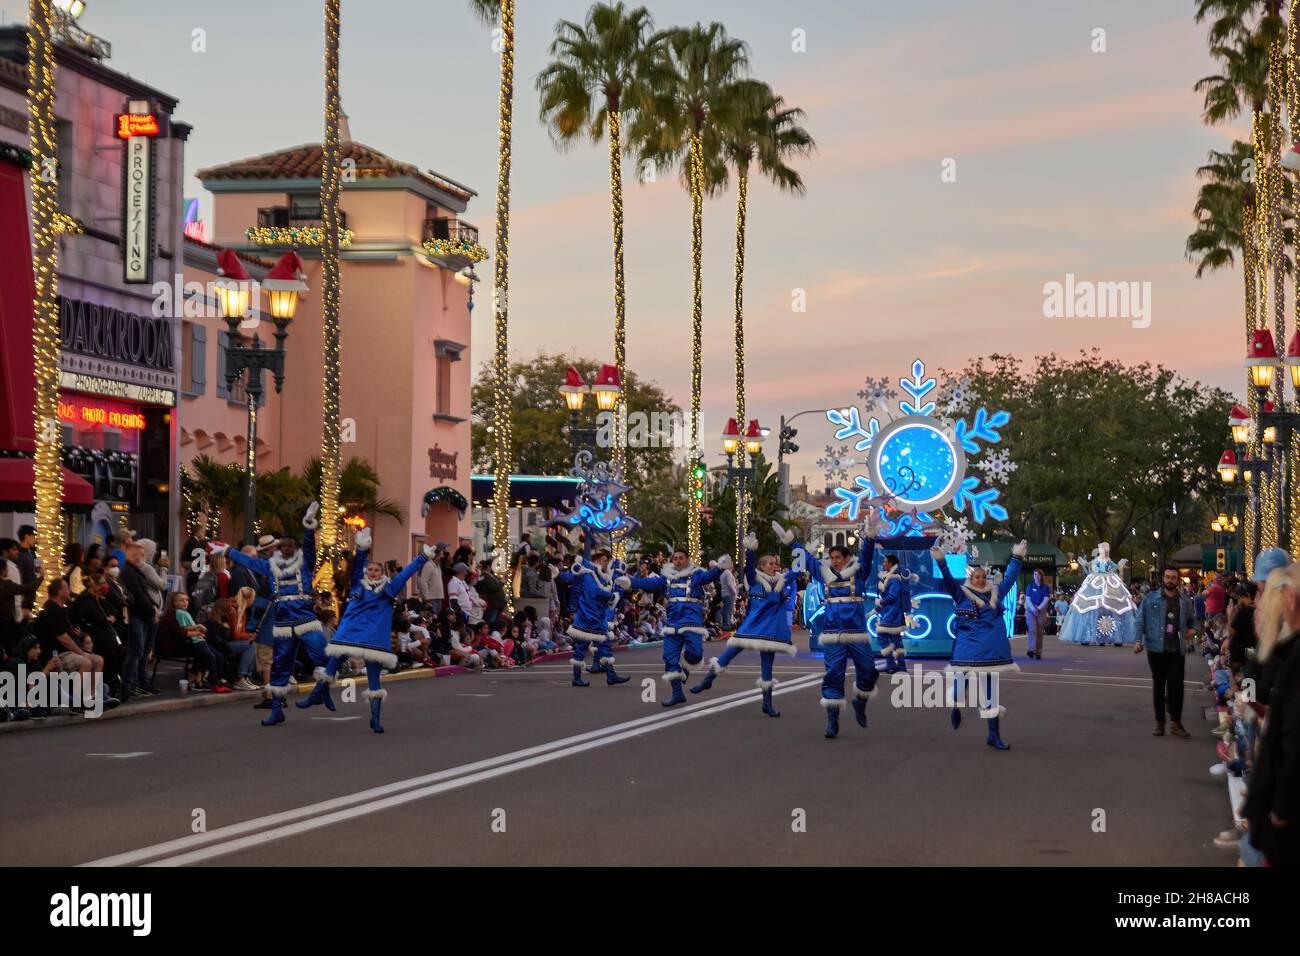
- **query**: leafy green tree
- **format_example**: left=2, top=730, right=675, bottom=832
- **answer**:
left=948, top=352, right=1234, bottom=565
left=699, top=453, right=788, bottom=560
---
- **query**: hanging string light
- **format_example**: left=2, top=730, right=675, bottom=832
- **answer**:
left=686, top=132, right=705, bottom=563
left=27, top=0, right=63, bottom=587
left=317, top=0, right=343, bottom=569
left=490, top=0, right=516, bottom=599
left=609, top=107, right=628, bottom=562
left=732, top=158, right=749, bottom=571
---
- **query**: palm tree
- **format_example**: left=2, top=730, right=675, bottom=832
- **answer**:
left=537, top=2, right=665, bottom=502
left=301, top=456, right=405, bottom=529
left=718, top=83, right=813, bottom=568
left=181, top=455, right=246, bottom=540
left=1194, top=0, right=1286, bottom=50
left=470, top=0, right=516, bottom=586
left=318, top=0, right=344, bottom=569
left=631, top=22, right=752, bottom=562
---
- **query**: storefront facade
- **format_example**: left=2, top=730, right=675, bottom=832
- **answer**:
left=0, top=25, right=186, bottom=556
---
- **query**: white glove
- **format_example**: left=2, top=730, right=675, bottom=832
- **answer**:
left=302, top=501, right=321, bottom=530
left=615, top=576, right=632, bottom=590
left=863, top=510, right=885, bottom=539
left=929, top=544, right=946, bottom=562
left=421, top=543, right=438, bottom=560
left=355, top=527, right=373, bottom=551
left=771, top=521, right=794, bottom=546
left=716, top=554, right=733, bottom=571
left=1011, top=539, right=1028, bottom=558
left=744, top=532, right=759, bottom=552
left=208, top=541, right=230, bottom=556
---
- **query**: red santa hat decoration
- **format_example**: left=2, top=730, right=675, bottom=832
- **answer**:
left=263, top=251, right=310, bottom=292
left=591, top=363, right=622, bottom=411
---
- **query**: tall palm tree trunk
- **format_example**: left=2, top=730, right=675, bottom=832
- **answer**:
left=1244, top=196, right=1258, bottom=572
left=732, top=160, right=749, bottom=572
left=491, top=0, right=516, bottom=597
left=27, top=0, right=63, bottom=585
left=609, top=107, right=628, bottom=560
left=318, top=0, right=343, bottom=568
left=687, top=132, right=705, bottom=563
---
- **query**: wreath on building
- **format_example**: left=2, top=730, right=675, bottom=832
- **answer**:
left=421, top=486, right=468, bottom=519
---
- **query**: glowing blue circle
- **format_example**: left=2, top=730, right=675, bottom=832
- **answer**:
left=867, top=416, right=967, bottom=512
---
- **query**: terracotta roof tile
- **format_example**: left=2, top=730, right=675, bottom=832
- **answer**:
left=196, top=140, right=476, bottom=200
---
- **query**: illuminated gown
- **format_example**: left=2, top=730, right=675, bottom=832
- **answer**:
left=1059, top=550, right=1136, bottom=646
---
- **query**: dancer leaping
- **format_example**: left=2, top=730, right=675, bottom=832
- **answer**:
left=559, top=538, right=631, bottom=688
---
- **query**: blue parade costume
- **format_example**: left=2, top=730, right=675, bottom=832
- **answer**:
left=559, top=542, right=629, bottom=687
left=690, top=533, right=799, bottom=717
left=933, top=541, right=1024, bottom=750
left=628, top=555, right=728, bottom=706
left=1058, top=545, right=1136, bottom=646
left=298, top=530, right=432, bottom=732
left=875, top=560, right=915, bottom=674
left=221, top=503, right=323, bottom=726
left=792, top=526, right=879, bottom=737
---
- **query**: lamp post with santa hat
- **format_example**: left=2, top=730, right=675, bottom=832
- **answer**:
left=218, top=250, right=309, bottom=544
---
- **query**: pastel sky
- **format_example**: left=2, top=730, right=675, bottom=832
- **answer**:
left=0, top=0, right=1249, bottom=484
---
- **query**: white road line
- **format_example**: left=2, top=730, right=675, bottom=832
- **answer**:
left=85, top=752, right=152, bottom=758
left=81, top=672, right=823, bottom=868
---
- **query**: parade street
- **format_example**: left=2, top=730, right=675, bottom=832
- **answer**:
left=2, top=635, right=1226, bottom=868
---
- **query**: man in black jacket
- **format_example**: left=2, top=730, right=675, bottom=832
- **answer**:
left=119, top=548, right=159, bottom=697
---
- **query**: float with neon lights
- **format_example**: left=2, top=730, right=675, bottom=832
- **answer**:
left=807, top=359, right=1018, bottom=657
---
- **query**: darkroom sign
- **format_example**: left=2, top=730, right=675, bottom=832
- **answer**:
left=59, top=296, right=173, bottom=372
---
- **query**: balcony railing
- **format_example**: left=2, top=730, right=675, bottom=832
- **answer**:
left=258, top=206, right=348, bottom=230
left=423, top=218, right=479, bottom=244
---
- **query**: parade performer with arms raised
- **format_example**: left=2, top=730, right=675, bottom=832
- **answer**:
left=690, top=525, right=801, bottom=718
left=559, top=537, right=631, bottom=688
left=297, top=527, right=435, bottom=733
left=931, top=537, right=1026, bottom=750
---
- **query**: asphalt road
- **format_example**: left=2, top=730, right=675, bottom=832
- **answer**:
left=1, top=634, right=1231, bottom=866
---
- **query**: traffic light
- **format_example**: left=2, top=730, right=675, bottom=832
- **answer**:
left=690, top=459, right=707, bottom=505
left=779, top=425, right=798, bottom=456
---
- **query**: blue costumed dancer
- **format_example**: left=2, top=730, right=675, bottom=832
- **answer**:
left=559, top=539, right=631, bottom=688
left=790, top=516, right=881, bottom=738
left=216, top=502, right=326, bottom=727
left=690, top=530, right=800, bottom=718
left=627, top=548, right=731, bottom=707
left=875, top=552, right=915, bottom=675
left=931, top=537, right=1026, bottom=750
left=297, top=528, right=435, bottom=733
left=1058, top=543, right=1136, bottom=646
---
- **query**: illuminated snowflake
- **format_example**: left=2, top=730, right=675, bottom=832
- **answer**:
left=939, top=376, right=976, bottom=416
left=822, top=358, right=1015, bottom=532
left=817, top=444, right=856, bottom=483
left=857, top=376, right=898, bottom=408
left=1098, top=615, right=1117, bottom=637
left=974, top=448, right=1018, bottom=485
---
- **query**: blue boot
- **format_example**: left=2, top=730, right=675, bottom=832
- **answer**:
left=852, top=695, right=869, bottom=728
left=261, top=698, right=285, bottom=726
left=294, top=678, right=336, bottom=711
left=690, top=662, right=720, bottom=694
left=368, top=695, right=384, bottom=734
left=605, top=662, right=629, bottom=686
left=986, top=716, right=1009, bottom=750
left=761, top=686, right=781, bottom=718
left=571, top=664, right=589, bottom=687
left=586, top=657, right=606, bottom=674
left=662, top=680, right=687, bottom=707
left=950, top=706, right=962, bottom=730
left=824, top=702, right=841, bottom=738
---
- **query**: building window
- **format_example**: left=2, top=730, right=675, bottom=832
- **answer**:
left=433, top=339, right=465, bottom=418
left=181, top=322, right=206, bottom=397
left=56, top=119, right=74, bottom=214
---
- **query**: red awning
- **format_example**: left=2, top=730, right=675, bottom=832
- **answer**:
left=0, top=458, right=94, bottom=508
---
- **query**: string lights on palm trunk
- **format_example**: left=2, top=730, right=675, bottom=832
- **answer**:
left=490, top=0, right=516, bottom=596
left=317, top=0, right=344, bottom=568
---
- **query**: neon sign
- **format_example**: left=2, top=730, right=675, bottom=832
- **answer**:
left=116, top=113, right=159, bottom=139
left=58, top=399, right=145, bottom=430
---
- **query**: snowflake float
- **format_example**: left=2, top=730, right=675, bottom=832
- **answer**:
left=822, top=358, right=1013, bottom=536
left=546, top=450, right=641, bottom=546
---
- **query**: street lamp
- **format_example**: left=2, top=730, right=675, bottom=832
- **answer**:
left=721, top=418, right=765, bottom=566
left=591, top=363, right=622, bottom=413
left=1229, top=404, right=1252, bottom=446
left=558, top=364, right=619, bottom=460
left=219, top=249, right=307, bottom=545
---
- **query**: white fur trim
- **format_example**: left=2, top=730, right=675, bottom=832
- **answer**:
left=267, top=682, right=297, bottom=698
left=754, top=569, right=784, bottom=593
left=727, top=635, right=798, bottom=655
left=979, top=704, right=1007, bottom=719
left=270, top=549, right=305, bottom=579
left=661, top=563, right=699, bottom=582
left=567, top=626, right=608, bottom=642
left=325, top=642, right=398, bottom=670
left=756, top=678, right=776, bottom=690
left=312, top=666, right=331, bottom=684
left=273, top=618, right=323, bottom=638
left=599, top=656, right=615, bottom=666
left=819, top=631, right=871, bottom=644
left=707, top=657, right=727, bottom=676
left=876, top=624, right=906, bottom=636
left=821, top=697, right=846, bottom=709
left=854, top=687, right=876, bottom=700
left=663, top=625, right=709, bottom=636
left=362, top=688, right=389, bottom=701
left=892, top=647, right=906, bottom=659
left=821, top=558, right=861, bottom=585
left=944, top=662, right=1021, bottom=675
left=662, top=670, right=687, bottom=683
